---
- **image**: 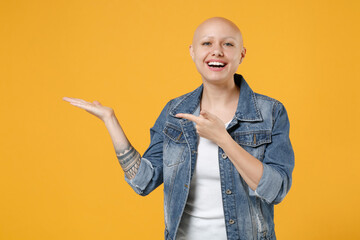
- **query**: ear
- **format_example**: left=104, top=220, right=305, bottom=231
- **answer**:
left=189, top=45, right=194, bottom=61
left=239, top=47, right=246, bottom=64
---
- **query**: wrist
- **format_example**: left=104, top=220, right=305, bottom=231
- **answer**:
left=103, top=112, right=117, bottom=125
left=217, top=130, right=232, bottom=149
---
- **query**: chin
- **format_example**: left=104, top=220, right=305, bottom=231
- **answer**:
left=200, top=71, right=234, bottom=84
left=202, top=75, right=231, bottom=84
left=197, top=65, right=237, bottom=84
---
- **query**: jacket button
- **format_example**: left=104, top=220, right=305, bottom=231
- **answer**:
left=221, top=153, right=227, bottom=159
left=226, top=189, right=232, bottom=195
left=229, top=219, right=235, bottom=224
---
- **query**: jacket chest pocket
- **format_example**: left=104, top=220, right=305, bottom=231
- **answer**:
left=233, top=130, right=271, bottom=161
left=162, top=123, right=187, bottom=167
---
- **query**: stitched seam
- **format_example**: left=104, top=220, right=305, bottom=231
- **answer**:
left=251, top=91, right=263, bottom=120
left=233, top=130, right=271, bottom=135
left=272, top=101, right=281, bottom=129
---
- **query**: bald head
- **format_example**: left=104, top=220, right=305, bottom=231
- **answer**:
left=192, top=17, right=244, bottom=48
left=189, top=17, right=247, bottom=82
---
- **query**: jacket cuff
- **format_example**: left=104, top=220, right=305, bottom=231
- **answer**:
left=124, top=157, right=154, bottom=195
left=253, top=163, right=283, bottom=204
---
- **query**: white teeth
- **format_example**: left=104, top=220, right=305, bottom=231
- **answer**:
left=208, top=61, right=225, bottom=66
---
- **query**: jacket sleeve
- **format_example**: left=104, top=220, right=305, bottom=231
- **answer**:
left=124, top=100, right=172, bottom=196
left=252, top=101, right=295, bottom=204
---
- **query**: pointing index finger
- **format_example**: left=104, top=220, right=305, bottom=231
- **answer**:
left=175, top=113, right=201, bottom=124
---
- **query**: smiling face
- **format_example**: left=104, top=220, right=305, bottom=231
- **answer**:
left=190, top=18, right=246, bottom=84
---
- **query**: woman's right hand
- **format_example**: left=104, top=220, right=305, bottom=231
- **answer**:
left=63, top=96, right=141, bottom=179
left=63, top=97, right=114, bottom=122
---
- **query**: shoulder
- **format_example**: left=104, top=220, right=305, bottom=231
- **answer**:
left=154, top=86, right=200, bottom=122
left=254, top=92, right=286, bottom=111
left=254, top=92, right=280, bottom=104
left=170, top=87, right=201, bottom=104
left=252, top=92, right=289, bottom=126
left=163, top=86, right=202, bottom=112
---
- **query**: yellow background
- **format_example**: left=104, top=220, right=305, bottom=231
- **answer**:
left=1, top=0, right=359, bottom=239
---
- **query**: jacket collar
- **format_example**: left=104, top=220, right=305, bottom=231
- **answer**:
left=170, top=74, right=263, bottom=122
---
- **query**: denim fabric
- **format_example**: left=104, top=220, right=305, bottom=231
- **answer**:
left=124, top=74, right=295, bottom=240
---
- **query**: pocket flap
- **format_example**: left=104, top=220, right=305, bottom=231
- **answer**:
left=233, top=130, right=271, bottom=147
left=163, top=123, right=186, bottom=143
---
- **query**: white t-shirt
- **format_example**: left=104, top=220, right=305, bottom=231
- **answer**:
left=176, top=118, right=231, bottom=240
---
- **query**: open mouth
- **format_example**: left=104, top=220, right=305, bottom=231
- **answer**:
left=206, top=61, right=227, bottom=70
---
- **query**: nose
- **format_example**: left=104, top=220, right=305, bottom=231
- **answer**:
left=211, top=45, right=224, bottom=57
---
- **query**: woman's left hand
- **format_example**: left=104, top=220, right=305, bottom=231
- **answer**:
left=175, top=110, right=229, bottom=146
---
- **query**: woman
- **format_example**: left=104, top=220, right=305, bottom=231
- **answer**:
left=63, top=17, right=294, bottom=240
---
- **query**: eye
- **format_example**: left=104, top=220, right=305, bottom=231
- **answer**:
left=202, top=42, right=211, bottom=46
left=224, top=42, right=234, bottom=46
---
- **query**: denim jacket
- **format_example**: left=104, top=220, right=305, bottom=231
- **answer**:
left=124, top=74, right=295, bottom=240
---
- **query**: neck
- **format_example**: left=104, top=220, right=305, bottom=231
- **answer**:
left=200, top=77, right=240, bottom=110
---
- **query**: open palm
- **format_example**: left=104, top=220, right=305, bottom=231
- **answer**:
left=63, top=97, right=114, bottom=121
